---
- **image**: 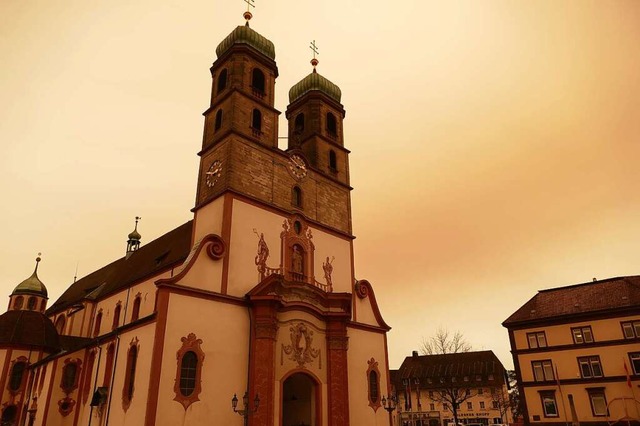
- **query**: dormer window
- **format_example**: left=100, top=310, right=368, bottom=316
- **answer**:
left=216, top=69, right=227, bottom=94
left=294, top=113, right=305, bottom=134
left=251, top=109, right=262, bottom=135
left=326, top=112, right=337, bottom=137
left=215, top=109, right=223, bottom=132
left=251, top=68, right=265, bottom=97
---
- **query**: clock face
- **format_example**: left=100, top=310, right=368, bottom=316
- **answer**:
left=205, top=160, right=223, bottom=188
left=288, top=154, right=307, bottom=179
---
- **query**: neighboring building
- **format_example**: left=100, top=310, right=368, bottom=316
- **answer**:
left=503, top=276, right=640, bottom=426
left=392, top=351, right=513, bottom=426
left=0, top=11, right=393, bottom=426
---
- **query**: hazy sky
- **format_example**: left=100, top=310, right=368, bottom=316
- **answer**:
left=1, top=0, right=639, bottom=370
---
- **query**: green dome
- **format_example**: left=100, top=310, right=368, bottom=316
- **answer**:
left=216, top=24, right=275, bottom=60
left=12, top=267, right=47, bottom=297
left=289, top=71, right=342, bottom=104
left=128, top=229, right=141, bottom=240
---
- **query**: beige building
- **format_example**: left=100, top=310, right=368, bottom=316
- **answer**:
left=503, top=276, right=640, bottom=426
left=391, top=351, right=513, bottom=426
left=0, top=11, right=393, bottom=426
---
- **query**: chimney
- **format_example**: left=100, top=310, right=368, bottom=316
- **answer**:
left=412, top=350, right=419, bottom=358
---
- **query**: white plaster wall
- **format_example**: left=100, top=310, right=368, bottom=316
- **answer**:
left=193, top=196, right=224, bottom=242
left=353, top=290, right=380, bottom=327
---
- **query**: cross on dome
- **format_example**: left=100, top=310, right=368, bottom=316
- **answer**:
left=310, top=40, right=319, bottom=71
left=243, top=0, right=255, bottom=24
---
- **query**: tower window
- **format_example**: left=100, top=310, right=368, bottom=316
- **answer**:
left=292, top=186, right=303, bottom=208
left=329, top=150, right=337, bottom=171
left=27, top=297, right=36, bottom=311
left=8, top=360, right=27, bottom=392
left=326, top=112, right=337, bottom=137
left=40, top=299, right=46, bottom=311
left=251, top=68, right=265, bottom=96
left=13, top=296, right=23, bottom=310
left=217, top=69, right=228, bottom=94
left=55, top=315, right=66, bottom=334
left=251, top=109, right=262, bottom=134
left=215, top=109, right=223, bottom=132
left=294, top=113, right=305, bottom=134
left=112, top=303, right=121, bottom=330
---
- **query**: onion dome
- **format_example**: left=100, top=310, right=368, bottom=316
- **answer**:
left=0, top=310, right=60, bottom=352
left=128, top=228, right=141, bottom=241
left=215, top=23, right=275, bottom=60
left=289, top=70, right=342, bottom=104
left=12, top=255, right=47, bottom=297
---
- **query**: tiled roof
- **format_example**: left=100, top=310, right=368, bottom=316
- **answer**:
left=394, top=351, right=505, bottom=388
left=47, top=221, right=193, bottom=315
left=0, top=310, right=60, bottom=352
left=503, top=276, right=640, bottom=326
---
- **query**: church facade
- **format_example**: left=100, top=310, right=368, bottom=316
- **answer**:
left=0, top=14, right=392, bottom=426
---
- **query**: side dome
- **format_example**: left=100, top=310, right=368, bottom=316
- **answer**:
left=12, top=267, right=47, bottom=298
left=0, top=310, right=60, bottom=352
left=288, top=71, right=342, bottom=104
left=215, top=24, right=276, bottom=60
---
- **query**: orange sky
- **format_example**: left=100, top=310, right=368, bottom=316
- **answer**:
left=1, top=0, right=639, bottom=370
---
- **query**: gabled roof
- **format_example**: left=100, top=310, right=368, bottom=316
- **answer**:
left=47, top=221, right=193, bottom=315
left=503, top=275, right=640, bottom=327
left=395, top=351, right=505, bottom=387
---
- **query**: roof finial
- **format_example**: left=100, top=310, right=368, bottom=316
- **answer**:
left=310, top=40, right=319, bottom=73
left=134, top=216, right=141, bottom=231
left=243, top=0, right=255, bottom=25
left=34, top=252, right=42, bottom=273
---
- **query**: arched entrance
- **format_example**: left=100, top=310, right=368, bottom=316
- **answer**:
left=282, top=372, right=319, bottom=426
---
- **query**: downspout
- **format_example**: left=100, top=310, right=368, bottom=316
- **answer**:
left=246, top=303, right=254, bottom=400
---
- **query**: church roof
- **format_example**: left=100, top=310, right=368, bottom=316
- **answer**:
left=216, top=24, right=276, bottom=60
left=289, top=71, right=342, bottom=104
left=47, top=220, right=193, bottom=315
left=502, top=275, right=640, bottom=327
left=0, top=310, right=60, bottom=352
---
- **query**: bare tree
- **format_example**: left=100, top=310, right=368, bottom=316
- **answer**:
left=490, top=385, right=511, bottom=423
left=420, top=327, right=472, bottom=355
left=507, top=370, right=524, bottom=421
left=429, top=385, right=476, bottom=426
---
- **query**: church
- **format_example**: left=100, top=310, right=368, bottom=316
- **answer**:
left=0, top=10, right=392, bottom=426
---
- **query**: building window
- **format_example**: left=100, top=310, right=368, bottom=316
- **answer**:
left=40, top=299, right=46, bottom=311
left=8, top=360, right=27, bottom=392
left=13, top=296, right=23, bottom=310
left=480, top=401, right=485, bottom=409
left=467, top=402, right=473, bottom=410
left=622, top=321, right=640, bottom=339
left=428, top=391, right=434, bottom=398
left=103, top=344, right=115, bottom=387
left=294, top=113, right=304, bottom=134
left=131, top=295, right=141, bottom=322
left=587, top=389, right=608, bottom=416
left=329, top=150, right=337, bottom=171
left=326, top=112, right=337, bottom=137
left=0, top=406, right=17, bottom=426
left=55, top=315, right=66, bottom=334
left=251, top=108, right=262, bottom=133
left=527, top=331, right=547, bottom=348
left=27, top=297, right=36, bottom=310
left=251, top=68, right=265, bottom=95
left=367, top=358, right=381, bottom=411
left=215, top=109, right=223, bottom=131
left=430, top=403, right=435, bottom=411
left=93, top=310, right=102, bottom=337
left=122, top=339, right=139, bottom=410
left=83, top=351, right=96, bottom=404
left=532, top=360, right=554, bottom=382
left=630, top=353, right=640, bottom=375
left=492, top=400, right=499, bottom=409
left=478, top=387, right=484, bottom=395
left=112, top=303, right=121, bottom=330
left=443, top=403, right=449, bottom=411
left=173, top=333, right=205, bottom=409
left=539, top=391, right=558, bottom=417
left=292, top=186, right=303, bottom=208
left=578, top=356, right=603, bottom=378
left=572, top=326, right=594, bottom=344
left=60, top=359, right=82, bottom=394
left=216, top=69, right=227, bottom=94
left=476, top=375, right=482, bottom=381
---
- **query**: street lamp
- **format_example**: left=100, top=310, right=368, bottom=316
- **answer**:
left=232, top=391, right=260, bottom=426
left=382, top=394, right=397, bottom=413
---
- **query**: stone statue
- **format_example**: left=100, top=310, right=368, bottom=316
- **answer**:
left=322, top=256, right=334, bottom=288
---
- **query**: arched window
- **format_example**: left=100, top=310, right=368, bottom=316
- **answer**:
left=251, top=68, right=265, bottom=94
left=27, top=297, right=36, bottom=311
left=294, top=113, right=305, bottom=134
left=251, top=109, right=262, bottom=133
left=369, top=370, right=379, bottom=402
left=0, top=405, right=17, bottom=426
left=13, top=296, right=23, bottom=310
left=329, top=150, right=337, bottom=171
left=366, top=358, right=381, bottom=411
left=55, top=315, right=66, bottom=334
left=214, top=109, right=223, bottom=132
left=93, top=311, right=102, bottom=337
left=122, top=342, right=138, bottom=410
left=173, top=333, right=205, bottom=410
left=216, top=69, right=227, bottom=94
left=103, top=344, right=115, bottom=387
left=8, top=361, right=27, bottom=392
left=112, top=304, right=121, bottom=330
left=292, top=186, right=303, bottom=208
left=83, top=351, right=96, bottom=404
left=131, top=296, right=141, bottom=322
left=61, top=361, right=79, bottom=393
left=40, top=299, right=46, bottom=311
left=326, top=112, right=337, bottom=137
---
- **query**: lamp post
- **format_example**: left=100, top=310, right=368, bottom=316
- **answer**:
left=231, top=391, right=260, bottom=426
left=382, top=394, right=398, bottom=425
